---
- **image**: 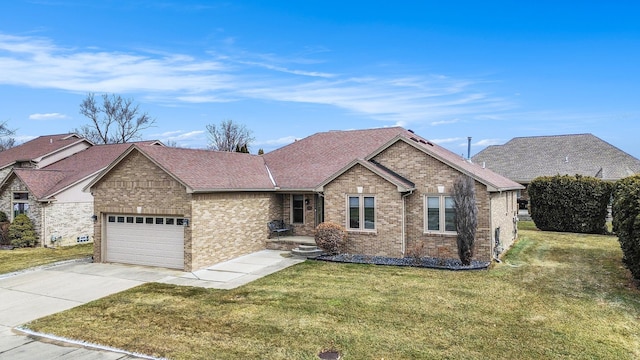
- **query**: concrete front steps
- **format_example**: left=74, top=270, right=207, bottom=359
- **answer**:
left=291, top=244, right=324, bottom=258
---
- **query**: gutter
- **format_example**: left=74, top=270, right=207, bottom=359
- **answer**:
left=401, top=190, right=414, bottom=256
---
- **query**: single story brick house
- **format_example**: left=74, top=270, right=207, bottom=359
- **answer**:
left=0, top=136, right=161, bottom=246
left=87, top=127, right=523, bottom=271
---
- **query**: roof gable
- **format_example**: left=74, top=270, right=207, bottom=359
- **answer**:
left=0, top=133, right=91, bottom=169
left=263, top=127, right=407, bottom=190
left=9, top=169, right=68, bottom=200
left=88, top=145, right=275, bottom=193
left=315, top=159, right=416, bottom=193
left=472, top=134, right=640, bottom=182
left=1, top=141, right=160, bottom=200
left=366, top=133, right=523, bottom=192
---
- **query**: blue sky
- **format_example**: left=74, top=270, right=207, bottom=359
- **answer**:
left=1, top=1, right=639, bottom=157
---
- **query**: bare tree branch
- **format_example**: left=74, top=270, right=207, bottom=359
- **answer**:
left=0, top=121, right=16, bottom=152
left=76, top=93, right=155, bottom=144
left=206, top=120, right=255, bottom=152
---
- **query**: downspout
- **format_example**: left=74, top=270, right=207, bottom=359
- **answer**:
left=401, top=190, right=414, bottom=256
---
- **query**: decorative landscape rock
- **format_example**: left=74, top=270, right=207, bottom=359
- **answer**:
left=314, top=254, right=490, bottom=270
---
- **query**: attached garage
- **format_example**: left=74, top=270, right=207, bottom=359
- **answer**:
left=104, top=214, right=185, bottom=269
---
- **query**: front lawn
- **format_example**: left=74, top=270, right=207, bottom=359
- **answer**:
left=0, top=243, right=93, bottom=275
left=25, top=230, right=640, bottom=359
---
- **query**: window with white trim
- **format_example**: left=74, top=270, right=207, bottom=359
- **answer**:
left=12, top=192, right=29, bottom=219
left=425, top=195, right=456, bottom=233
left=348, top=195, right=375, bottom=231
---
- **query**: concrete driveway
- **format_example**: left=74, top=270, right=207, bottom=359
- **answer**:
left=0, top=250, right=303, bottom=359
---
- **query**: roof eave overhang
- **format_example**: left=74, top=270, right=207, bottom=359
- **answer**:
left=189, top=187, right=277, bottom=194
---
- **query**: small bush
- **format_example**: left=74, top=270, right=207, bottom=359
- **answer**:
left=315, top=222, right=347, bottom=255
left=9, top=214, right=39, bottom=248
left=0, top=211, right=8, bottom=223
left=529, top=175, right=613, bottom=234
left=612, top=175, right=640, bottom=281
left=406, top=241, right=426, bottom=264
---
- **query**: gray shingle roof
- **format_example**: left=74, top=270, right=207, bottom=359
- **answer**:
left=471, top=134, right=640, bottom=183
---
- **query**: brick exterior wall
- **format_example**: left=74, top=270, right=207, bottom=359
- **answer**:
left=371, top=141, right=495, bottom=261
left=490, top=191, right=519, bottom=257
left=91, top=150, right=192, bottom=270
left=324, top=164, right=404, bottom=257
left=317, top=140, right=514, bottom=262
left=42, top=202, right=94, bottom=247
left=190, top=192, right=279, bottom=270
left=0, top=175, right=43, bottom=245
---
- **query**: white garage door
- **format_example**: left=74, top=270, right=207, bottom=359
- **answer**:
left=105, top=214, right=185, bottom=269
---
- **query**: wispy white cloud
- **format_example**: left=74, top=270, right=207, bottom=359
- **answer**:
left=431, top=137, right=463, bottom=144
left=0, top=33, right=513, bottom=129
left=431, top=119, right=458, bottom=126
left=29, top=112, right=67, bottom=120
left=473, top=138, right=502, bottom=146
left=255, top=135, right=299, bottom=146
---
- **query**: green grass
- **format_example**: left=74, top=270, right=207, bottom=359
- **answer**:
left=26, top=231, right=640, bottom=360
left=0, top=243, right=93, bottom=274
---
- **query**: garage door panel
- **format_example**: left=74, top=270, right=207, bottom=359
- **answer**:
left=105, top=214, right=185, bottom=269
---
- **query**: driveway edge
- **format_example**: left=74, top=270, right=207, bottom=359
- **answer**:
left=14, top=326, right=165, bottom=360
left=0, top=256, right=92, bottom=280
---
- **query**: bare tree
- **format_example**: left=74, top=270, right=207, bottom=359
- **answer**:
left=76, top=93, right=155, bottom=144
left=206, top=120, right=254, bottom=152
left=453, top=175, right=478, bottom=265
left=0, top=121, right=16, bottom=151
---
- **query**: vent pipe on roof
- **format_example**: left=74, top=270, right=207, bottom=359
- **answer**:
left=467, top=137, right=472, bottom=160
left=50, top=138, right=53, bottom=144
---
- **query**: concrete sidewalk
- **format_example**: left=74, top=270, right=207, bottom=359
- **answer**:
left=0, top=250, right=303, bottom=359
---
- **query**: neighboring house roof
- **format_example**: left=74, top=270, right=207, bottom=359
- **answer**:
left=0, top=133, right=89, bottom=169
left=3, top=141, right=160, bottom=201
left=471, top=134, right=640, bottom=183
left=90, top=145, right=276, bottom=193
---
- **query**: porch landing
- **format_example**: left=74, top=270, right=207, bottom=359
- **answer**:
left=266, top=236, right=316, bottom=251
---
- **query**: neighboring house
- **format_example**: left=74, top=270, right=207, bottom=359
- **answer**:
left=0, top=135, right=162, bottom=246
left=0, top=133, right=92, bottom=182
left=87, top=127, right=523, bottom=271
left=471, top=134, right=640, bottom=206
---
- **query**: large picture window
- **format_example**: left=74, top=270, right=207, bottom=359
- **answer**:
left=12, top=192, right=29, bottom=219
left=292, top=195, right=304, bottom=224
left=348, top=195, right=375, bottom=231
left=425, top=195, right=456, bottom=233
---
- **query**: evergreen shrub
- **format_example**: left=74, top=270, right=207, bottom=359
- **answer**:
left=528, top=175, right=613, bottom=234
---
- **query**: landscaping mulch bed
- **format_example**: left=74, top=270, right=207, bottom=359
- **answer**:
left=313, top=253, right=490, bottom=270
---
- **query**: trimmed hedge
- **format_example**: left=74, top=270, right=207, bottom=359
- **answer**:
left=528, top=175, right=613, bottom=234
left=612, top=174, right=640, bottom=281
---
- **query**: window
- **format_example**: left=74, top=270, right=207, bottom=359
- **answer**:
left=166, top=218, right=175, bottom=225
left=12, top=192, right=29, bottom=219
left=348, top=195, right=375, bottom=231
left=145, top=217, right=153, bottom=224
left=292, top=195, right=304, bottom=223
left=426, top=196, right=456, bottom=233
left=126, top=217, right=134, bottom=223
left=155, top=217, right=164, bottom=225
left=135, top=217, right=144, bottom=224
